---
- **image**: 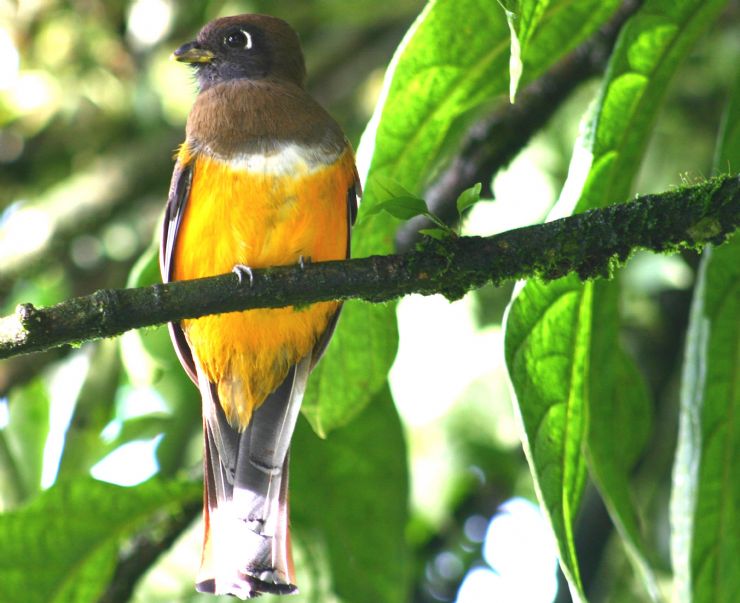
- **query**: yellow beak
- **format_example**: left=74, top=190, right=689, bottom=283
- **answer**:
left=172, top=41, right=215, bottom=64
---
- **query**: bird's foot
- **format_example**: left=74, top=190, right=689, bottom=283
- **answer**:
left=233, top=264, right=255, bottom=286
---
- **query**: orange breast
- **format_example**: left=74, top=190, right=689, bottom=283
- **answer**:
left=172, top=145, right=354, bottom=427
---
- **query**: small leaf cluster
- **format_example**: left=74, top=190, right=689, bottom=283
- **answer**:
left=363, top=178, right=484, bottom=239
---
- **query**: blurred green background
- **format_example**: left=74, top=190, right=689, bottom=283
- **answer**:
left=0, top=1, right=738, bottom=602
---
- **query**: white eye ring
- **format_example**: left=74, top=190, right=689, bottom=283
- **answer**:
left=241, top=29, right=252, bottom=49
left=224, top=29, right=253, bottom=50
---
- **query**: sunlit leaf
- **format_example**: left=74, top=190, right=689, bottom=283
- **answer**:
left=499, top=0, right=553, bottom=100
left=671, top=69, right=740, bottom=603
left=672, top=240, right=740, bottom=603
left=306, top=0, right=617, bottom=435
left=504, top=1, right=727, bottom=600
left=365, top=196, right=430, bottom=221
left=361, top=176, right=430, bottom=220
left=373, top=176, right=422, bottom=201
left=456, top=182, right=483, bottom=215
left=303, top=300, right=397, bottom=437
left=0, top=478, right=200, bottom=603
left=504, top=276, right=590, bottom=598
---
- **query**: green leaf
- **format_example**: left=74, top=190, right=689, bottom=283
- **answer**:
left=57, top=340, right=120, bottom=481
left=0, top=477, right=200, bottom=603
left=456, top=182, right=483, bottom=215
left=292, top=385, right=409, bottom=603
left=373, top=176, right=422, bottom=201
left=671, top=68, right=740, bottom=603
left=504, top=276, right=590, bottom=598
left=306, top=0, right=616, bottom=436
left=3, top=378, right=50, bottom=501
left=122, top=242, right=202, bottom=477
left=366, top=196, right=430, bottom=221
left=714, top=69, right=740, bottom=174
left=504, top=1, right=727, bottom=600
left=499, top=0, right=553, bottom=100
left=362, top=175, right=430, bottom=220
left=126, top=233, right=161, bottom=290
left=418, top=228, right=451, bottom=240
left=152, top=385, right=201, bottom=478
left=672, top=240, right=740, bottom=603
left=586, top=283, right=660, bottom=600
left=575, top=1, right=728, bottom=211
left=122, top=238, right=178, bottom=378
left=358, top=0, right=615, bottom=221
left=583, top=4, right=729, bottom=599
left=303, top=301, right=398, bottom=437
left=519, top=1, right=621, bottom=82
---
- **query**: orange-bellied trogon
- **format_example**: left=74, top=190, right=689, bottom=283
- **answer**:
left=160, top=14, right=359, bottom=599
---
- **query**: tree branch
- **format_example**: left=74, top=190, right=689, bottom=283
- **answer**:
left=0, top=175, right=737, bottom=360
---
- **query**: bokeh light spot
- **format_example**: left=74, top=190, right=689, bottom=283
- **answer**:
left=0, top=206, right=52, bottom=260
left=91, top=437, right=162, bottom=486
left=0, top=28, right=20, bottom=90
left=127, top=0, right=173, bottom=49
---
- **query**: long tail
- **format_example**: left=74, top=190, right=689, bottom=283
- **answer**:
left=194, top=355, right=311, bottom=599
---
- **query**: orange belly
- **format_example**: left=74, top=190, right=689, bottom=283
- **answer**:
left=172, top=146, right=353, bottom=427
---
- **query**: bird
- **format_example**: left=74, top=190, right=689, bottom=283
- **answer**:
left=160, top=14, right=359, bottom=598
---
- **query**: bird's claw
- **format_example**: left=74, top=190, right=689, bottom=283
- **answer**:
left=233, top=264, right=255, bottom=286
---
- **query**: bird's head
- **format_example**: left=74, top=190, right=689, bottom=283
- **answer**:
left=172, top=14, right=306, bottom=91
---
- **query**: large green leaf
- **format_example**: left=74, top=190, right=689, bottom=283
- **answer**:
left=3, top=378, right=50, bottom=501
left=291, top=385, right=409, bottom=603
left=0, top=477, right=200, bottom=603
left=304, top=0, right=621, bottom=435
left=574, top=0, right=728, bottom=212
left=505, top=275, right=590, bottom=597
left=671, top=69, right=740, bottom=603
left=521, top=0, right=622, bottom=83
left=586, top=284, right=660, bottom=600
left=504, top=0, right=728, bottom=600
left=672, top=240, right=740, bottom=603
left=302, top=302, right=398, bottom=437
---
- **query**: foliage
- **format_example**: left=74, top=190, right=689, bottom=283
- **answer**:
left=0, top=1, right=737, bottom=603
left=505, top=1, right=730, bottom=600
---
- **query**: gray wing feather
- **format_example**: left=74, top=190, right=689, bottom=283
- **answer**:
left=160, top=160, right=197, bottom=383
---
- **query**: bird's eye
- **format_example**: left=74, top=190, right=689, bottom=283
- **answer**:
left=224, top=29, right=252, bottom=49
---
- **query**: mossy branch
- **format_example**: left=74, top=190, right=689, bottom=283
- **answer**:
left=0, top=174, right=737, bottom=360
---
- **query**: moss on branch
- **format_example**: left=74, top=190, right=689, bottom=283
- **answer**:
left=0, top=174, right=737, bottom=360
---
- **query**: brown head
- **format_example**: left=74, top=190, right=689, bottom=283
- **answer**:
left=173, top=14, right=306, bottom=92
